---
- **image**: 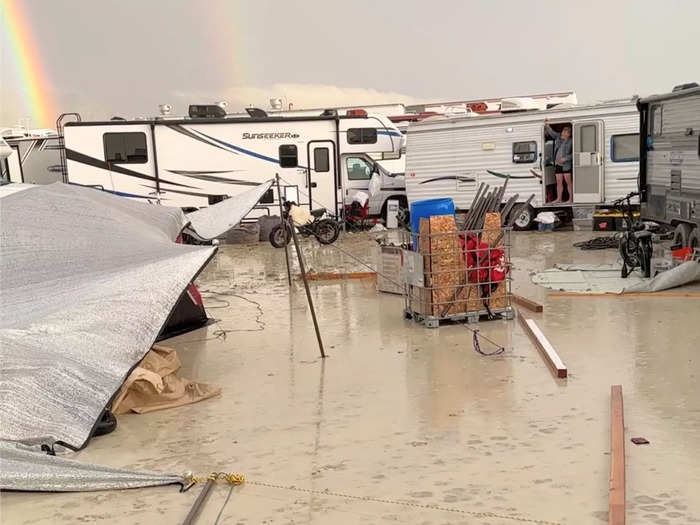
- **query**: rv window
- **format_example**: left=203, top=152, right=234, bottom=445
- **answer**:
left=512, top=141, right=537, bottom=163
left=260, top=188, right=274, bottom=204
left=314, top=147, right=330, bottom=172
left=580, top=125, right=596, bottom=152
left=103, top=132, right=147, bottom=164
left=278, top=144, right=298, bottom=168
left=611, top=134, right=639, bottom=162
left=347, top=128, right=378, bottom=145
left=346, top=156, right=372, bottom=180
left=651, top=105, right=663, bottom=136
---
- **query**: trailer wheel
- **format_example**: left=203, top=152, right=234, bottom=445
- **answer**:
left=673, top=223, right=693, bottom=247
left=513, top=204, right=536, bottom=231
left=688, top=228, right=699, bottom=250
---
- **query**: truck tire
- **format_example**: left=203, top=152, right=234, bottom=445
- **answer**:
left=688, top=227, right=699, bottom=250
left=673, top=223, right=693, bottom=247
left=513, top=204, right=536, bottom=231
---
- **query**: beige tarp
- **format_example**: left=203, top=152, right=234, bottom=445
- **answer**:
left=112, top=345, right=221, bottom=414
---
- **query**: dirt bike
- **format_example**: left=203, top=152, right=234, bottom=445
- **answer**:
left=269, top=201, right=341, bottom=248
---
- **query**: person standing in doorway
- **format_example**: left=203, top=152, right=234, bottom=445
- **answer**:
left=544, top=119, right=573, bottom=203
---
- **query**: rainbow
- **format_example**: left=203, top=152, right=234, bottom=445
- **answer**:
left=1, top=0, right=55, bottom=127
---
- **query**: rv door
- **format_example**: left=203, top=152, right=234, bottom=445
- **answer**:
left=573, top=121, right=604, bottom=203
left=307, top=141, right=337, bottom=215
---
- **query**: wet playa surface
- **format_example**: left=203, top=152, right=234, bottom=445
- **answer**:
left=2, top=230, right=699, bottom=524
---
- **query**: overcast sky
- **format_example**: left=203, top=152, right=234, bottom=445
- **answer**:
left=2, top=0, right=699, bottom=126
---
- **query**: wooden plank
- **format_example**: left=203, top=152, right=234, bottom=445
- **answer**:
left=303, top=272, right=376, bottom=281
left=428, top=215, right=465, bottom=316
left=517, top=311, right=567, bottom=378
left=609, top=385, right=626, bottom=525
left=549, top=291, right=700, bottom=298
left=512, top=294, right=544, bottom=312
left=481, top=212, right=508, bottom=310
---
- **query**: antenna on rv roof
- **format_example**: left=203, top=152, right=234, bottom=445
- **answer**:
left=158, top=104, right=172, bottom=116
left=270, top=98, right=283, bottom=110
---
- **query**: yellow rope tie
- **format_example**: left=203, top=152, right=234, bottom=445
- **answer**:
left=183, top=473, right=562, bottom=524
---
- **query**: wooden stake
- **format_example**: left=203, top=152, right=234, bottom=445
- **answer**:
left=512, top=294, right=544, bottom=312
left=609, top=385, right=626, bottom=525
left=517, top=311, right=567, bottom=378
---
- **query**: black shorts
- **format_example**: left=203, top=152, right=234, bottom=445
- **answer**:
left=555, top=165, right=569, bottom=174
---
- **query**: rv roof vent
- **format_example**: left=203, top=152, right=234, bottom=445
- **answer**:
left=321, top=109, right=338, bottom=117
left=672, top=82, right=699, bottom=92
left=110, top=116, right=126, bottom=121
left=346, top=109, right=367, bottom=116
left=189, top=105, right=227, bottom=118
left=245, top=107, right=268, bottom=118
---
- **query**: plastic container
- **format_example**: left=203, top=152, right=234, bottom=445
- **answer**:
left=410, top=198, right=455, bottom=249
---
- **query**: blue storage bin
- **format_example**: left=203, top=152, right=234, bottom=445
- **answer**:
left=410, top=198, right=455, bottom=249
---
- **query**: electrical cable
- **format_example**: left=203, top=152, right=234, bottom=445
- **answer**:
left=573, top=235, right=620, bottom=250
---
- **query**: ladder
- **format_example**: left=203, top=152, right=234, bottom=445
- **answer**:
left=55, top=113, right=81, bottom=183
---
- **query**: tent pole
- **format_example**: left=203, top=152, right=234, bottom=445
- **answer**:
left=290, top=225, right=326, bottom=359
left=276, top=174, right=292, bottom=287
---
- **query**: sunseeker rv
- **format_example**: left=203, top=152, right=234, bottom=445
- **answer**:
left=61, top=106, right=405, bottom=218
left=637, top=84, right=700, bottom=248
left=404, top=98, right=641, bottom=229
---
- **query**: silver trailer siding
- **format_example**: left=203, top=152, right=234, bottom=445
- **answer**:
left=638, top=87, right=700, bottom=229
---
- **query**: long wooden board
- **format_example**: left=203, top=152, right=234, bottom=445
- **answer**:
left=517, top=311, right=567, bottom=378
left=512, top=294, right=544, bottom=312
left=609, top=385, right=626, bottom=525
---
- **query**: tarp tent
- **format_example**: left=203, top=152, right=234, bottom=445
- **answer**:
left=0, top=181, right=272, bottom=451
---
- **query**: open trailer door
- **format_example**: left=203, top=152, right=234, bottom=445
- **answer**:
left=573, top=120, right=604, bottom=203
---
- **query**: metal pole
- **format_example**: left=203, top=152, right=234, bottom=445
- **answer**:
left=290, top=225, right=327, bottom=358
left=182, top=478, right=215, bottom=525
left=276, top=174, right=292, bottom=287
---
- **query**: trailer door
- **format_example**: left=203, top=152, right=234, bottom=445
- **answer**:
left=573, top=120, right=604, bottom=203
left=307, top=141, right=337, bottom=215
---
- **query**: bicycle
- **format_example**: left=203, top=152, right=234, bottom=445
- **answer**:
left=612, top=191, right=658, bottom=278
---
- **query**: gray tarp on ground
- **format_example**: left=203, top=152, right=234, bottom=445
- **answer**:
left=0, top=182, right=216, bottom=450
left=0, top=440, right=183, bottom=492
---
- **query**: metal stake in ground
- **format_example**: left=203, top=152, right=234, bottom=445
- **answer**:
left=290, top=224, right=327, bottom=358
left=182, top=478, right=215, bottom=525
left=275, top=174, right=292, bottom=286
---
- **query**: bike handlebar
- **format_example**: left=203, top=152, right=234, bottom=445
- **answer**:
left=612, top=191, right=639, bottom=205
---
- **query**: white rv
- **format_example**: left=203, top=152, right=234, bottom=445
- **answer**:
left=0, top=128, right=62, bottom=185
left=61, top=106, right=405, bottom=219
left=404, top=99, right=641, bottom=229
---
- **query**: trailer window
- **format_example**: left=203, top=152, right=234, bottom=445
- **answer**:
left=347, top=128, right=377, bottom=145
left=260, top=188, right=274, bottom=204
left=512, top=141, right=537, bottom=163
left=313, top=147, right=330, bottom=172
left=346, top=156, right=372, bottom=180
left=651, top=105, right=663, bottom=136
left=278, top=144, right=298, bottom=168
left=103, top=132, right=147, bottom=163
left=611, top=134, right=639, bottom=162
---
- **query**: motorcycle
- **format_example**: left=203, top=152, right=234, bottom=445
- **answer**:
left=269, top=201, right=341, bottom=248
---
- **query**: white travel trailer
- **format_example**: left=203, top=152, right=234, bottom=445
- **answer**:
left=404, top=99, right=641, bottom=228
left=0, top=128, right=62, bottom=185
left=61, top=106, right=405, bottom=219
left=637, top=84, right=700, bottom=247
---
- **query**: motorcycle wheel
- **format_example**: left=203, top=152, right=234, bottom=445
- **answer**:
left=315, top=219, right=340, bottom=245
left=269, top=224, right=292, bottom=248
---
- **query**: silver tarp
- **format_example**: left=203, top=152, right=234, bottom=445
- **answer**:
left=0, top=182, right=216, bottom=450
left=0, top=440, right=184, bottom=492
left=185, top=179, right=274, bottom=240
